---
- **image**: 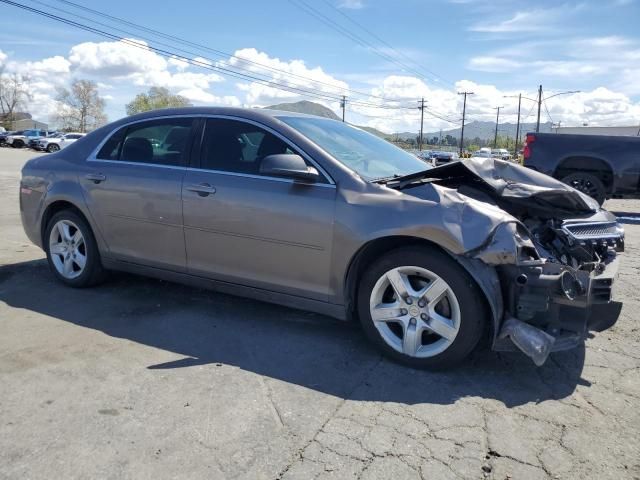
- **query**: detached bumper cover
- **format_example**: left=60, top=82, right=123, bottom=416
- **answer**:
left=493, top=254, right=622, bottom=364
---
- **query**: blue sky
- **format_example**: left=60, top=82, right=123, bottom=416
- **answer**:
left=1, top=0, right=639, bottom=132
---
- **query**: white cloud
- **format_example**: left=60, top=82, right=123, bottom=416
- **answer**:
left=69, top=38, right=167, bottom=77
left=338, top=0, right=364, bottom=9
left=2, top=40, right=639, bottom=133
left=228, top=48, right=348, bottom=106
left=468, top=56, right=521, bottom=73
left=168, top=55, right=190, bottom=72
left=469, top=11, right=547, bottom=33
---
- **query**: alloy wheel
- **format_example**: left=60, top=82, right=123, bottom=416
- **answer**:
left=369, top=266, right=461, bottom=358
left=48, top=219, right=87, bottom=279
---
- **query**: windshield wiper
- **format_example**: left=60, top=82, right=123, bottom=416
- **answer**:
left=370, top=174, right=402, bottom=184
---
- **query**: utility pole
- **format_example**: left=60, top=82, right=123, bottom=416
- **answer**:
left=554, top=121, right=562, bottom=133
left=418, top=98, right=426, bottom=151
left=536, top=84, right=543, bottom=133
left=514, top=93, right=522, bottom=157
left=457, top=91, right=474, bottom=156
left=493, top=106, right=503, bottom=148
left=439, top=128, right=442, bottom=145
left=340, top=95, right=347, bottom=122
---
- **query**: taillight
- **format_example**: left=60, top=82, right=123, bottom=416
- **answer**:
left=523, top=133, right=536, bottom=159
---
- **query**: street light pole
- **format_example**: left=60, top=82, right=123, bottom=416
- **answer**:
left=458, top=91, right=474, bottom=156
left=340, top=95, right=347, bottom=122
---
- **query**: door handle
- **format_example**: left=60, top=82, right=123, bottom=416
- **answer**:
left=85, top=173, right=106, bottom=184
left=186, top=183, right=217, bottom=197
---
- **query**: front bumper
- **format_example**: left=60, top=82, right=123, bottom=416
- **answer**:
left=493, top=254, right=622, bottom=364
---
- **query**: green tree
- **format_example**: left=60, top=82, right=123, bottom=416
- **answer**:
left=126, top=87, right=192, bottom=115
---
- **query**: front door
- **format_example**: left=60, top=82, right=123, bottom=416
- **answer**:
left=182, top=117, right=336, bottom=301
left=80, top=116, right=195, bottom=271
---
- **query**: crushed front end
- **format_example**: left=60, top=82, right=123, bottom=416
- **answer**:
left=394, top=158, right=626, bottom=365
left=489, top=214, right=624, bottom=365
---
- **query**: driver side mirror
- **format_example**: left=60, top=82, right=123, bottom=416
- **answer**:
left=260, top=154, right=320, bottom=182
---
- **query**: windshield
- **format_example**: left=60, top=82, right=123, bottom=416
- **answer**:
left=279, top=116, right=430, bottom=180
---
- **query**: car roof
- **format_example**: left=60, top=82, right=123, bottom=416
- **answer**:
left=119, top=106, right=332, bottom=124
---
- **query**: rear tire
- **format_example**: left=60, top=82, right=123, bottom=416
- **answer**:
left=561, top=172, right=606, bottom=205
left=12, top=140, right=24, bottom=148
left=357, top=246, right=487, bottom=369
left=44, top=210, right=106, bottom=288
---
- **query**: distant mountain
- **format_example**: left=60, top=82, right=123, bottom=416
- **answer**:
left=264, top=101, right=547, bottom=142
left=265, top=100, right=340, bottom=120
left=402, top=120, right=553, bottom=142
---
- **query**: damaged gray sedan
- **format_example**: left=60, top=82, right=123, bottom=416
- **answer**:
left=19, top=107, right=623, bottom=368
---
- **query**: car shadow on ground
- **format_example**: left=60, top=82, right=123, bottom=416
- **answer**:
left=0, top=259, right=588, bottom=408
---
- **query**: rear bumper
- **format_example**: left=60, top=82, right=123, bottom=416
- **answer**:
left=493, top=255, right=622, bottom=363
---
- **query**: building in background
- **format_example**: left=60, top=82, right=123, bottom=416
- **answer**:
left=556, top=126, right=640, bottom=136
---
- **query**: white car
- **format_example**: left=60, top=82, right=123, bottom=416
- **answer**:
left=492, top=148, right=512, bottom=161
left=38, top=132, right=85, bottom=152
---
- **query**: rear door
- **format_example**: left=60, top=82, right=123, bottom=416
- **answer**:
left=182, top=117, right=336, bottom=301
left=80, top=116, right=196, bottom=271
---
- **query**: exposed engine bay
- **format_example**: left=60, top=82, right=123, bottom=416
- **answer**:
left=387, top=158, right=624, bottom=365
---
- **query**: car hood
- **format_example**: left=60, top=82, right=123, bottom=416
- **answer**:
left=412, top=157, right=600, bottom=218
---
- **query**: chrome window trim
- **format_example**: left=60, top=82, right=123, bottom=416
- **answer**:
left=86, top=113, right=336, bottom=185
left=88, top=158, right=187, bottom=171
left=185, top=167, right=336, bottom=188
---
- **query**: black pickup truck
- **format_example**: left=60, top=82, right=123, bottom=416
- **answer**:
left=523, top=132, right=640, bottom=205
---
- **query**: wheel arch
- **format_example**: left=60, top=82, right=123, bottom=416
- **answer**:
left=343, top=235, right=502, bottom=343
left=554, top=155, right=614, bottom=192
left=41, top=200, right=92, bottom=247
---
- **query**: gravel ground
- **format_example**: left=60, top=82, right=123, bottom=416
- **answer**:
left=0, top=148, right=639, bottom=480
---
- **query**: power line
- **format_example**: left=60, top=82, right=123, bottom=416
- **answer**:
left=288, top=0, right=451, bottom=90
left=543, top=98, right=554, bottom=124
left=2, top=0, right=463, bottom=128
left=49, top=0, right=461, bottom=122
left=317, top=0, right=454, bottom=88
left=46, top=0, right=411, bottom=106
left=2, top=0, right=423, bottom=112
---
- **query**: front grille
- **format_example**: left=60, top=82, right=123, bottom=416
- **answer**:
left=563, top=222, right=622, bottom=239
left=562, top=221, right=625, bottom=252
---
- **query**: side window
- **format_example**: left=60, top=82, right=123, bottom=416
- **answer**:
left=200, top=118, right=299, bottom=176
left=97, top=118, right=193, bottom=166
left=97, top=127, right=126, bottom=160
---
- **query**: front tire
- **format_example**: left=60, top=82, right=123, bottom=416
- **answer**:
left=46, top=143, right=60, bottom=153
left=561, top=172, right=606, bottom=205
left=12, top=140, right=25, bottom=148
left=44, top=210, right=106, bottom=287
left=357, top=246, right=487, bottom=369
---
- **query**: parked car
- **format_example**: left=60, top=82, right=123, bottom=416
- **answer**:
left=523, top=132, right=640, bottom=205
left=0, top=130, right=18, bottom=147
left=37, top=132, right=85, bottom=152
left=472, top=150, right=493, bottom=159
left=19, top=107, right=623, bottom=368
left=492, top=148, right=512, bottom=161
left=29, top=132, right=61, bottom=149
left=432, top=151, right=459, bottom=166
left=6, top=129, right=49, bottom=148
